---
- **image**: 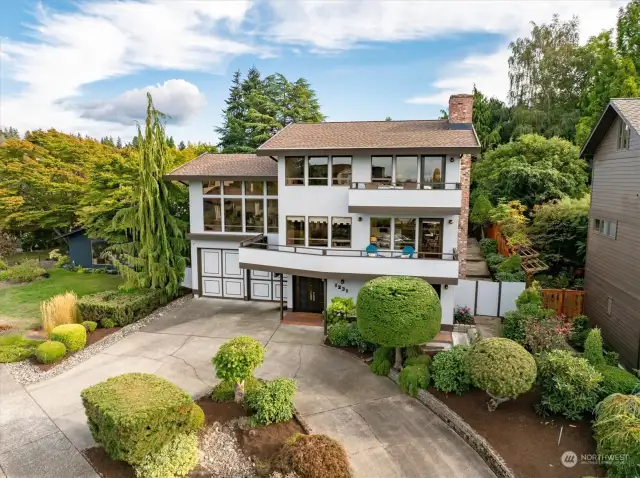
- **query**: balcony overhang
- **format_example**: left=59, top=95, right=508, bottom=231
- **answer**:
left=348, top=184, right=462, bottom=216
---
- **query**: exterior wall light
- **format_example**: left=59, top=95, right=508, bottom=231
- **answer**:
left=448, top=219, right=454, bottom=224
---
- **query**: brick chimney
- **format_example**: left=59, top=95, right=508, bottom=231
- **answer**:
left=448, top=93, right=474, bottom=279
left=448, top=94, right=473, bottom=123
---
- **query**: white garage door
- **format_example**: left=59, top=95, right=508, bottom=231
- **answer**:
left=249, top=269, right=288, bottom=302
left=201, top=249, right=245, bottom=299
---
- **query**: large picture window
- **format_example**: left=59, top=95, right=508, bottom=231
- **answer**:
left=308, top=217, right=328, bottom=247
left=91, top=241, right=108, bottom=265
left=395, top=156, right=419, bottom=187
left=267, top=199, right=278, bottom=233
left=371, top=156, right=393, bottom=183
left=308, top=157, right=329, bottom=186
left=332, top=156, right=352, bottom=185
left=331, top=217, right=351, bottom=248
left=422, top=156, right=445, bottom=186
left=203, top=198, right=222, bottom=231
left=245, top=199, right=264, bottom=233
left=286, top=216, right=305, bottom=245
left=224, top=199, right=243, bottom=232
left=285, top=157, right=305, bottom=185
left=394, top=218, right=416, bottom=250
left=370, top=218, right=391, bottom=249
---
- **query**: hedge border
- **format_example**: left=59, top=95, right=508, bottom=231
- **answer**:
left=388, top=369, right=516, bottom=478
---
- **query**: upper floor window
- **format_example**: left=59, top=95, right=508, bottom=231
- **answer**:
left=286, top=216, right=305, bottom=245
left=266, top=181, right=278, bottom=195
left=332, top=157, right=352, bottom=185
left=593, top=218, right=617, bottom=238
left=395, top=156, right=419, bottom=187
left=223, top=181, right=243, bottom=195
left=618, top=121, right=630, bottom=150
left=332, top=217, right=351, bottom=247
left=285, top=157, right=305, bottom=185
left=203, top=198, right=222, bottom=232
left=203, top=180, right=222, bottom=195
left=308, top=156, right=329, bottom=186
left=370, top=218, right=391, bottom=249
left=245, top=181, right=264, bottom=196
left=308, top=217, right=328, bottom=246
left=422, top=156, right=445, bottom=187
left=371, top=156, right=393, bottom=183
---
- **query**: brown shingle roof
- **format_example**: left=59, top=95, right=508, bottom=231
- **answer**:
left=258, top=120, right=480, bottom=152
left=165, top=153, right=277, bottom=179
left=612, top=98, right=640, bottom=133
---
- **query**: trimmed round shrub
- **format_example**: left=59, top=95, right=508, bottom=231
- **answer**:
left=431, top=345, right=471, bottom=395
left=100, top=318, right=117, bottom=328
left=596, top=365, right=640, bottom=399
left=50, top=323, right=87, bottom=352
left=405, top=354, right=431, bottom=367
left=213, top=336, right=264, bottom=402
left=276, top=433, right=352, bottom=478
left=468, top=338, right=536, bottom=410
left=593, top=394, right=640, bottom=477
left=211, top=377, right=263, bottom=403
left=82, top=321, right=97, bottom=333
left=357, top=276, right=441, bottom=349
left=246, top=378, right=296, bottom=426
left=584, top=328, right=604, bottom=365
left=133, top=432, right=198, bottom=478
left=370, top=347, right=392, bottom=376
left=536, top=349, right=602, bottom=420
left=399, top=364, right=429, bottom=398
left=81, top=373, right=204, bottom=465
left=35, top=341, right=67, bottom=364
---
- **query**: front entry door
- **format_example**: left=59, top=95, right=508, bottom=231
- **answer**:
left=294, top=276, right=325, bottom=313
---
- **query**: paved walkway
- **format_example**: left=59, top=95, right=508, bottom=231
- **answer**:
left=0, top=298, right=495, bottom=478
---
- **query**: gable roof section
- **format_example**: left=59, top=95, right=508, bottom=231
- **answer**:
left=580, top=98, right=640, bottom=157
left=165, top=153, right=277, bottom=180
left=257, top=120, right=480, bottom=154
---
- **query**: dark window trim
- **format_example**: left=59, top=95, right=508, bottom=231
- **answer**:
left=617, top=120, right=630, bottom=150
left=284, top=156, right=305, bottom=186
left=331, top=155, right=353, bottom=186
left=593, top=217, right=617, bottom=239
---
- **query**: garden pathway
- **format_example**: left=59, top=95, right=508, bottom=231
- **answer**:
left=0, top=298, right=495, bottom=478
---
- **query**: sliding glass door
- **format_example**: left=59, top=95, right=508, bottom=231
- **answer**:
left=418, top=219, right=443, bottom=256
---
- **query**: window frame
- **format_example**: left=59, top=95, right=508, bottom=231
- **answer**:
left=370, top=217, right=392, bottom=250
left=331, top=217, right=352, bottom=248
left=593, top=217, right=617, bottom=239
left=371, top=156, right=394, bottom=184
left=331, top=156, right=352, bottom=186
left=286, top=216, right=306, bottom=246
left=203, top=197, right=223, bottom=232
left=285, top=156, right=305, bottom=186
left=618, top=121, right=630, bottom=150
left=308, top=216, right=329, bottom=247
left=308, top=156, right=329, bottom=186
left=91, top=240, right=109, bottom=265
left=244, top=198, right=265, bottom=233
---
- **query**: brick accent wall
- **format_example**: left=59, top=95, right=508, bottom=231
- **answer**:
left=448, top=94, right=474, bottom=279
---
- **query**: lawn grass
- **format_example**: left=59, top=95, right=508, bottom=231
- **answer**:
left=0, top=269, right=122, bottom=330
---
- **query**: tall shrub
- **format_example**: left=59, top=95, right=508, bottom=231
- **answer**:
left=108, top=93, right=187, bottom=297
left=357, top=276, right=441, bottom=369
left=584, top=328, right=605, bottom=365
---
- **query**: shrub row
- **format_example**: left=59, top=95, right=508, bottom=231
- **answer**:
left=0, top=259, right=46, bottom=282
left=77, top=288, right=167, bottom=327
left=327, top=322, right=373, bottom=352
left=0, top=335, right=44, bottom=363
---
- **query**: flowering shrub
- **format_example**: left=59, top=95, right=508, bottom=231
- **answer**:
left=524, top=314, right=572, bottom=354
left=454, top=306, right=474, bottom=325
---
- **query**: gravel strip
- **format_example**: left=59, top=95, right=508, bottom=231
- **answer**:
left=198, top=421, right=257, bottom=478
left=6, top=295, right=192, bottom=385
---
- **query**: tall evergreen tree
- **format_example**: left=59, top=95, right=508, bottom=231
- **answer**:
left=167, top=136, right=175, bottom=148
left=116, top=137, right=123, bottom=149
left=178, top=140, right=186, bottom=151
left=108, top=93, right=187, bottom=296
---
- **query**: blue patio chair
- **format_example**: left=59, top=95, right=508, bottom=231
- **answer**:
left=401, top=246, right=415, bottom=258
left=365, top=244, right=378, bottom=257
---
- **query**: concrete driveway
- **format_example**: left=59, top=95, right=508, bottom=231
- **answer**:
left=0, top=298, right=495, bottom=478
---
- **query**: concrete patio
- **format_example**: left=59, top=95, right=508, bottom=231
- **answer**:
left=0, top=297, right=495, bottom=478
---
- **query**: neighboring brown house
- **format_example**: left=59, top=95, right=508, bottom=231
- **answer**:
left=580, top=98, right=640, bottom=370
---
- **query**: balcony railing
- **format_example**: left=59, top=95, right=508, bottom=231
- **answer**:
left=350, top=182, right=461, bottom=190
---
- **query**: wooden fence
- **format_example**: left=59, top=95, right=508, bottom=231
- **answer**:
left=486, top=224, right=512, bottom=257
left=541, top=289, right=585, bottom=318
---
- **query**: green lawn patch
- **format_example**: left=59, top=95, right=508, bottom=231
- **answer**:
left=0, top=269, right=122, bottom=330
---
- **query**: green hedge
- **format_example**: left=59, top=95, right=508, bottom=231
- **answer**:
left=78, top=289, right=168, bottom=327
left=246, top=378, right=296, bottom=426
left=0, top=259, right=46, bottom=282
left=0, top=335, right=44, bottom=363
left=596, top=365, right=640, bottom=399
left=431, top=345, right=471, bottom=395
left=81, top=373, right=204, bottom=465
left=479, top=238, right=498, bottom=256
left=399, top=364, right=430, bottom=397
left=35, top=341, right=67, bottom=364
left=133, top=432, right=198, bottom=478
left=50, top=324, right=86, bottom=352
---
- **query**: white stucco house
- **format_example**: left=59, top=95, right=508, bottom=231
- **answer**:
left=165, top=94, right=479, bottom=326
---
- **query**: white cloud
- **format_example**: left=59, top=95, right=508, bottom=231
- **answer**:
left=0, top=0, right=259, bottom=137
left=73, top=79, right=206, bottom=125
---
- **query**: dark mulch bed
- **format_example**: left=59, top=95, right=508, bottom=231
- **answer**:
left=429, top=387, right=605, bottom=478
left=31, top=327, right=121, bottom=371
left=323, top=338, right=373, bottom=360
left=84, top=396, right=305, bottom=478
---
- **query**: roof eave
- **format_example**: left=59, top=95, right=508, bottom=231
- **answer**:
left=163, top=174, right=277, bottom=182
left=256, top=145, right=481, bottom=156
left=580, top=104, right=616, bottom=158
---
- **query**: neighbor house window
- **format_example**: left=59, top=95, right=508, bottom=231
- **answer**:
left=395, top=156, right=419, bottom=187
left=422, top=156, right=445, bottom=187
left=593, top=218, right=617, bottom=238
left=308, top=217, right=328, bottom=247
left=202, top=180, right=222, bottom=195
left=286, top=216, right=305, bottom=245
left=245, top=199, right=264, bottom=233
left=203, top=198, right=222, bottom=231
left=394, top=218, right=416, bottom=250
left=285, top=157, right=305, bottom=185
left=332, top=156, right=352, bottom=185
left=266, top=199, right=278, bottom=233
left=308, top=156, right=329, bottom=186
left=331, top=217, right=351, bottom=248
left=618, top=121, right=630, bottom=150
left=223, top=181, right=243, bottom=195
left=371, top=156, right=393, bottom=184
left=91, top=241, right=108, bottom=265
left=266, top=181, right=278, bottom=195
left=370, top=218, right=391, bottom=249
left=245, top=181, right=264, bottom=196
left=224, top=198, right=243, bottom=232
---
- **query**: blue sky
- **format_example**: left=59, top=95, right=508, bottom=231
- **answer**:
left=0, top=0, right=628, bottom=144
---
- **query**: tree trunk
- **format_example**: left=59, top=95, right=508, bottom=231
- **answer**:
left=487, top=394, right=510, bottom=411
left=394, top=347, right=403, bottom=370
left=234, top=380, right=245, bottom=403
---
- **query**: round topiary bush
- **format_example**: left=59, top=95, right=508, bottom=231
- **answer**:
left=276, top=433, right=352, bottom=478
left=431, top=345, right=471, bottom=395
left=100, top=318, right=117, bottom=328
left=212, top=336, right=264, bottom=403
left=35, top=341, right=67, bottom=364
left=82, top=321, right=97, bottom=333
left=467, top=338, right=537, bottom=410
left=357, top=276, right=441, bottom=369
left=133, top=432, right=199, bottom=478
left=50, top=323, right=87, bottom=352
